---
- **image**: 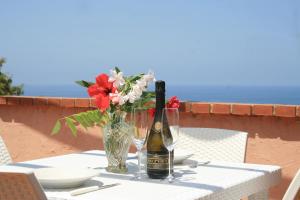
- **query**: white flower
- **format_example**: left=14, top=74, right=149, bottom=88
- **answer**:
left=109, top=69, right=125, bottom=87
left=106, top=69, right=155, bottom=105
left=127, top=92, right=138, bottom=103
left=143, top=70, right=155, bottom=83
left=125, top=85, right=141, bottom=103
left=118, top=95, right=127, bottom=105
left=132, top=84, right=143, bottom=96
left=136, top=79, right=147, bottom=89
left=121, top=95, right=129, bottom=103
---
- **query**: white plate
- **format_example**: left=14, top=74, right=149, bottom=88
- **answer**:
left=34, top=167, right=100, bottom=189
left=174, top=149, right=194, bottom=164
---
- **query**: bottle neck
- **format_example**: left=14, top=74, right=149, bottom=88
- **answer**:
left=155, top=92, right=165, bottom=117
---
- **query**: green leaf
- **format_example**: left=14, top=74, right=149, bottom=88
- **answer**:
left=142, top=91, right=155, bottom=98
left=126, top=74, right=143, bottom=83
left=73, top=114, right=88, bottom=130
left=75, top=80, right=94, bottom=88
left=86, top=111, right=99, bottom=123
left=97, top=112, right=109, bottom=127
left=131, top=75, right=143, bottom=82
left=115, top=67, right=121, bottom=73
left=65, top=117, right=77, bottom=137
left=51, top=120, right=61, bottom=135
left=82, top=113, right=94, bottom=126
left=91, top=110, right=102, bottom=122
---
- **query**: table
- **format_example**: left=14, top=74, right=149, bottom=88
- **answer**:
left=1, top=150, right=281, bottom=200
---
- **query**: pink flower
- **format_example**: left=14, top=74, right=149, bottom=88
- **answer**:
left=109, top=92, right=120, bottom=105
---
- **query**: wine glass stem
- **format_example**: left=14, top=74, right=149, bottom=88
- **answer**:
left=168, top=151, right=171, bottom=180
left=137, top=150, right=141, bottom=178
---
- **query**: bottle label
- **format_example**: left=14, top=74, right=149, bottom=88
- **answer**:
left=147, top=153, right=169, bottom=169
left=154, top=122, right=162, bottom=131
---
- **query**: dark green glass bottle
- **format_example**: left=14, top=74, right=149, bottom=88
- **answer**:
left=147, top=80, right=173, bottom=179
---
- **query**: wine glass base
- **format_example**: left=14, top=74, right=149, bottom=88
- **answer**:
left=131, top=175, right=142, bottom=180
left=167, top=174, right=174, bottom=183
left=158, top=174, right=176, bottom=184
left=131, top=172, right=148, bottom=181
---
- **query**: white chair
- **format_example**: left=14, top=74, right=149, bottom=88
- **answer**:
left=0, top=135, right=12, bottom=165
left=282, top=169, right=300, bottom=200
left=177, top=128, right=248, bottom=163
left=0, top=171, right=48, bottom=200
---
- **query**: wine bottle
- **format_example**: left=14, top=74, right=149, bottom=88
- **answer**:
left=147, top=80, right=173, bottom=179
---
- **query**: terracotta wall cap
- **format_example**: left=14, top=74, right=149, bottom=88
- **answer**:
left=1, top=96, right=299, bottom=118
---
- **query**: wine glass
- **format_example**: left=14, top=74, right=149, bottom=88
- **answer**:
left=132, top=108, right=150, bottom=180
left=161, top=107, right=179, bottom=183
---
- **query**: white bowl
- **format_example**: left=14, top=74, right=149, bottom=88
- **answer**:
left=34, top=167, right=100, bottom=189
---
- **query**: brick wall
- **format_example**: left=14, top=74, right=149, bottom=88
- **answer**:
left=1, top=96, right=300, bottom=199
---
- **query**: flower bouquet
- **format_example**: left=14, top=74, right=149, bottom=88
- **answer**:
left=52, top=67, right=156, bottom=172
left=52, top=67, right=179, bottom=173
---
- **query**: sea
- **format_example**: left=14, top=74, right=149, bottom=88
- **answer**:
left=23, top=84, right=300, bottom=105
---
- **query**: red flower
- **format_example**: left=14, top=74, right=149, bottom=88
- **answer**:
left=148, top=108, right=156, bottom=118
left=148, top=96, right=180, bottom=118
left=88, top=74, right=117, bottom=111
left=166, top=96, right=180, bottom=109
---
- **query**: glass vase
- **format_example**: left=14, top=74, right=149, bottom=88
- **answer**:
left=102, top=111, right=133, bottom=173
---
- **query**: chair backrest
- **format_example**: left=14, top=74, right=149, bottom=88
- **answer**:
left=176, top=128, right=248, bottom=163
left=0, top=136, right=12, bottom=165
left=283, top=169, right=300, bottom=200
left=0, top=171, right=47, bottom=200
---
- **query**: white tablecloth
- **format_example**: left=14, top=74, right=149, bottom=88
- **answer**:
left=1, top=150, right=281, bottom=200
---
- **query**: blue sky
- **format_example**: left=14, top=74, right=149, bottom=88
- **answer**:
left=0, top=0, right=300, bottom=86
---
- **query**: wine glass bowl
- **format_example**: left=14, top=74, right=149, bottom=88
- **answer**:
left=133, top=127, right=147, bottom=150
left=132, top=108, right=150, bottom=180
left=161, top=108, right=179, bottom=183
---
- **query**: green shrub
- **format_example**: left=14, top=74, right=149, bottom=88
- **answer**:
left=0, top=57, right=24, bottom=95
